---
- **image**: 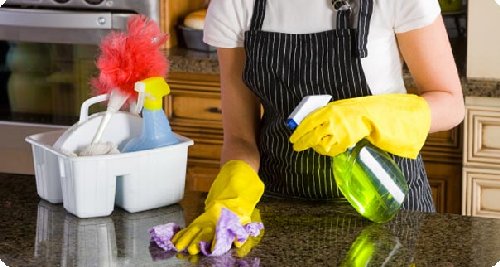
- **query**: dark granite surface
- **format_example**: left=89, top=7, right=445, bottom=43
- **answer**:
left=167, top=48, right=219, bottom=75
left=167, top=47, right=500, bottom=98
left=1, top=173, right=500, bottom=267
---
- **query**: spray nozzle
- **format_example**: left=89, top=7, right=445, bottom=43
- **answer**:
left=134, top=77, right=170, bottom=111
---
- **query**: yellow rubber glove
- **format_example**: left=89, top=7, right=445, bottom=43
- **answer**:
left=289, top=94, right=431, bottom=159
left=172, top=160, right=265, bottom=255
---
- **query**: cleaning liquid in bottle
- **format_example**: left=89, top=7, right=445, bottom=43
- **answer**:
left=332, top=139, right=408, bottom=223
left=122, top=77, right=180, bottom=152
left=287, top=95, right=408, bottom=223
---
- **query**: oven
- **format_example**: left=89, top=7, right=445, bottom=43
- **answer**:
left=0, top=0, right=160, bottom=174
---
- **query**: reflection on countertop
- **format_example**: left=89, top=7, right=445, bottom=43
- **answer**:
left=1, top=173, right=500, bottom=266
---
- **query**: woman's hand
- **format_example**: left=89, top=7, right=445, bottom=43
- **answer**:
left=172, top=160, right=265, bottom=255
left=289, top=94, right=431, bottom=159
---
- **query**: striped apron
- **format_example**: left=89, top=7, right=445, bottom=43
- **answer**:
left=243, top=0, right=435, bottom=212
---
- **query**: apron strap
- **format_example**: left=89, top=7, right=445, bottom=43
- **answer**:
left=334, top=1, right=351, bottom=38
left=249, top=0, right=267, bottom=31
left=357, top=0, right=373, bottom=58
left=334, top=0, right=373, bottom=58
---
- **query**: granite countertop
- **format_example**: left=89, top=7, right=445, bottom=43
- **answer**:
left=166, top=47, right=500, bottom=98
left=1, top=173, right=500, bottom=266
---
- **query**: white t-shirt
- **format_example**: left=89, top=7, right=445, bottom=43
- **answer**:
left=203, top=0, right=441, bottom=95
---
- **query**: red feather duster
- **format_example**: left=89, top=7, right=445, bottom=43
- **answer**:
left=91, top=15, right=169, bottom=103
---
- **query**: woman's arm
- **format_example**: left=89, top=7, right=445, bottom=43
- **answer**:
left=217, top=47, right=261, bottom=171
left=397, top=14, right=465, bottom=133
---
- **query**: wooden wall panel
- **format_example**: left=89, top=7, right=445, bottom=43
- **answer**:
left=160, top=0, right=208, bottom=48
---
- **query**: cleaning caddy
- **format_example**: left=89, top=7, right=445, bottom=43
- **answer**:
left=25, top=15, right=193, bottom=218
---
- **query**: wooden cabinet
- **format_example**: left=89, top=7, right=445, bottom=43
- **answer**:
left=462, top=97, right=500, bottom=218
left=167, top=71, right=464, bottom=214
left=166, top=72, right=222, bottom=192
left=421, top=126, right=463, bottom=214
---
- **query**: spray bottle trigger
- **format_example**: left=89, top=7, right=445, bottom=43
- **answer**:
left=133, top=81, right=146, bottom=114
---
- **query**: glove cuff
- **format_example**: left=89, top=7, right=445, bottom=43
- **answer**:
left=366, top=94, right=431, bottom=159
left=204, top=160, right=265, bottom=222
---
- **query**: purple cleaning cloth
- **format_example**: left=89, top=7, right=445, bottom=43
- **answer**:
left=244, top=221, right=265, bottom=237
left=149, top=208, right=264, bottom=257
left=149, top=222, right=181, bottom=252
left=200, top=208, right=264, bottom=257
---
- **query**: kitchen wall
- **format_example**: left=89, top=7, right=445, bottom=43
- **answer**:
left=467, top=0, right=500, bottom=79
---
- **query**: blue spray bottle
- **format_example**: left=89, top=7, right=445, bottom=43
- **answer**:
left=122, top=77, right=180, bottom=152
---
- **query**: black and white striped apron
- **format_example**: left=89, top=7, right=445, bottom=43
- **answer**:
left=242, top=0, right=435, bottom=212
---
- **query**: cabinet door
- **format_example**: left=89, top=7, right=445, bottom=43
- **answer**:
left=182, top=132, right=222, bottom=192
left=463, top=168, right=500, bottom=218
left=166, top=72, right=222, bottom=192
left=462, top=98, right=500, bottom=218
left=166, top=73, right=222, bottom=132
left=422, top=126, right=462, bottom=163
left=463, top=104, right=500, bottom=167
left=422, top=126, right=463, bottom=214
left=186, top=162, right=220, bottom=192
left=425, top=162, right=463, bottom=214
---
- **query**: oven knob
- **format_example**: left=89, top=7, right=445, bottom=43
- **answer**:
left=53, top=0, right=70, bottom=3
left=85, top=0, right=105, bottom=5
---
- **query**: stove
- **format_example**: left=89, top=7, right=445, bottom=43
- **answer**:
left=0, top=0, right=160, bottom=44
left=4, top=0, right=158, bottom=14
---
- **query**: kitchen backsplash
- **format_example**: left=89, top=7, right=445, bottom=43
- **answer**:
left=166, top=47, right=500, bottom=98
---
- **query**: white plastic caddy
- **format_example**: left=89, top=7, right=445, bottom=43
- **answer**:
left=26, top=95, right=193, bottom=218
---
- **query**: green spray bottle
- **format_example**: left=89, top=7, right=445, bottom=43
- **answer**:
left=287, top=95, right=408, bottom=223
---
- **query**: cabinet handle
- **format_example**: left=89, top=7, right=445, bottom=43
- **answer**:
left=206, top=107, right=222, bottom=114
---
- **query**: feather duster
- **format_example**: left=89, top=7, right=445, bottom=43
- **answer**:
left=91, top=15, right=169, bottom=103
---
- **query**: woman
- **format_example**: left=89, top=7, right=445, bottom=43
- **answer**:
left=173, top=0, right=464, bottom=255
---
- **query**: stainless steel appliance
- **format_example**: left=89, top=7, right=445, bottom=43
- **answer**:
left=0, top=0, right=161, bottom=174
left=0, top=0, right=160, bottom=44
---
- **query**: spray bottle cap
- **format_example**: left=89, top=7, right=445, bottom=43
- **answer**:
left=135, top=77, right=170, bottom=111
